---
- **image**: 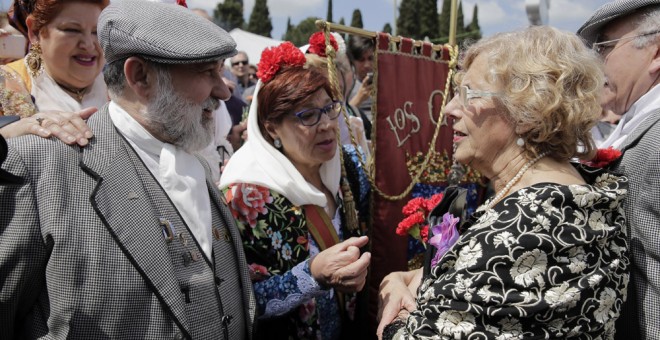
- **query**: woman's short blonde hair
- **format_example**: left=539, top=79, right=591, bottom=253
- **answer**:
left=457, top=26, right=604, bottom=161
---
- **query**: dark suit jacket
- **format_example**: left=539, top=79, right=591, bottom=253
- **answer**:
left=0, top=106, right=255, bottom=339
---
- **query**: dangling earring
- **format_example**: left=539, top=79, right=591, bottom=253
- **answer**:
left=516, top=136, right=525, bottom=147
left=25, top=42, right=43, bottom=78
left=273, top=138, right=282, bottom=149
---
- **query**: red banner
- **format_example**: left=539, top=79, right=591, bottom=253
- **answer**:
left=368, top=33, right=456, bottom=332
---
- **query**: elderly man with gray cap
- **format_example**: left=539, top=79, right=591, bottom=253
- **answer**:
left=0, top=1, right=255, bottom=339
left=578, top=1, right=660, bottom=338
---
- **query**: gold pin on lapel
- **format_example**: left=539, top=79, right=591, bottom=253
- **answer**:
left=159, top=218, right=175, bottom=243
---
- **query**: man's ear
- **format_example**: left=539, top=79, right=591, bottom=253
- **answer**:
left=649, top=40, right=660, bottom=74
left=25, top=16, right=39, bottom=44
left=124, top=57, right=157, bottom=99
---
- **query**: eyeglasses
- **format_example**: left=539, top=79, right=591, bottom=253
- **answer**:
left=453, top=85, right=501, bottom=108
left=231, top=60, right=248, bottom=66
left=293, top=101, right=342, bottom=126
left=592, top=29, right=660, bottom=56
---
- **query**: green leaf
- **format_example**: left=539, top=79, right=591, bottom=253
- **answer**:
left=252, top=219, right=269, bottom=239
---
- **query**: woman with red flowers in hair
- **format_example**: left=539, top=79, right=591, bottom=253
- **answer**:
left=220, top=41, right=371, bottom=339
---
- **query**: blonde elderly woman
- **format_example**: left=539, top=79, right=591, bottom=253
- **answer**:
left=378, top=26, right=629, bottom=339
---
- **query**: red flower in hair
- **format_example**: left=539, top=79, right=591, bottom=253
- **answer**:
left=307, top=31, right=338, bottom=58
left=176, top=0, right=187, bottom=7
left=257, top=42, right=306, bottom=83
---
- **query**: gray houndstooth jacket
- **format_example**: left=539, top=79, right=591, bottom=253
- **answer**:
left=0, top=106, right=256, bottom=339
left=613, top=108, right=660, bottom=339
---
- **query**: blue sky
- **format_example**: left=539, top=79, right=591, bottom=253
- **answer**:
left=185, top=0, right=610, bottom=40
left=1, top=0, right=610, bottom=41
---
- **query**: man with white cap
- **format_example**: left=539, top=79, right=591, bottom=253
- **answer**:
left=0, top=1, right=255, bottom=338
left=578, top=1, right=660, bottom=338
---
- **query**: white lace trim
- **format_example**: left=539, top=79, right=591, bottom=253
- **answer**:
left=261, top=261, right=326, bottom=318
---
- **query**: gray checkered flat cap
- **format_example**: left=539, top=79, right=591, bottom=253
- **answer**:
left=98, top=0, right=237, bottom=64
left=577, top=0, right=660, bottom=44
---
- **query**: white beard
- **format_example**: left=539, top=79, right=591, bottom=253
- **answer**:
left=143, top=69, right=219, bottom=153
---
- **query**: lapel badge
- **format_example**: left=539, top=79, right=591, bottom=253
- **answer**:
left=190, top=250, right=201, bottom=262
left=127, top=191, right=139, bottom=200
left=159, top=218, right=175, bottom=243
left=177, top=232, right=188, bottom=246
left=182, top=251, right=192, bottom=266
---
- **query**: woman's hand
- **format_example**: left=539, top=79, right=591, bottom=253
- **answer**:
left=0, top=107, right=96, bottom=146
left=376, top=268, right=422, bottom=338
left=309, top=236, right=371, bottom=293
left=349, top=75, right=373, bottom=108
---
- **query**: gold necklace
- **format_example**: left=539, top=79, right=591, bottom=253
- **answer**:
left=56, top=82, right=87, bottom=102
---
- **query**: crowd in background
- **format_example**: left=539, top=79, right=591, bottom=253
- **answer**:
left=0, top=0, right=659, bottom=339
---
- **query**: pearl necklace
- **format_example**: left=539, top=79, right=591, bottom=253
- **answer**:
left=485, top=152, right=549, bottom=210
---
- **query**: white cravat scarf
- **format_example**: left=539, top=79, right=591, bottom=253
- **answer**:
left=31, top=67, right=108, bottom=112
left=219, top=81, right=341, bottom=208
left=601, top=84, right=660, bottom=150
left=109, top=102, right=213, bottom=258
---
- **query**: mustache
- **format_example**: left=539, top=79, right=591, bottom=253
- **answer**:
left=203, top=97, right=221, bottom=112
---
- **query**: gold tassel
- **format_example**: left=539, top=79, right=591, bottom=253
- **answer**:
left=25, top=42, right=42, bottom=78
left=319, top=26, right=361, bottom=233
left=340, top=166, right=360, bottom=233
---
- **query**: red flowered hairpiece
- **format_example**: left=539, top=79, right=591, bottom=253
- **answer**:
left=307, top=31, right=338, bottom=58
left=257, top=42, right=307, bottom=83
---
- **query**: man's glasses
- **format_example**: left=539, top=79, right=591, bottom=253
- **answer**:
left=232, top=60, right=248, bottom=66
left=453, top=85, right=501, bottom=108
left=592, top=29, right=660, bottom=56
left=293, top=101, right=342, bottom=126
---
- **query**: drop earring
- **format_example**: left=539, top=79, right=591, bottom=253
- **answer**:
left=516, top=137, right=525, bottom=147
left=273, top=138, right=282, bottom=149
left=26, top=42, right=43, bottom=78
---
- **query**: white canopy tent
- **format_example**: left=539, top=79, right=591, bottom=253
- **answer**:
left=228, top=28, right=283, bottom=66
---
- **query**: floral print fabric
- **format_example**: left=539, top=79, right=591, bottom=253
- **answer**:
left=391, top=169, right=629, bottom=339
left=225, top=181, right=365, bottom=338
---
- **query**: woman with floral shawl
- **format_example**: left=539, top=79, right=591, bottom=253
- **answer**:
left=219, top=41, right=371, bottom=339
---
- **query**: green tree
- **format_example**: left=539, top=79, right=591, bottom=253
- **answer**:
left=246, top=0, right=273, bottom=37
left=282, top=17, right=319, bottom=46
left=438, top=0, right=450, bottom=42
left=466, top=4, right=482, bottom=41
left=419, top=0, right=438, bottom=40
left=456, top=1, right=465, bottom=38
left=397, top=0, right=419, bottom=39
left=350, top=9, right=363, bottom=28
left=382, top=23, right=392, bottom=34
left=214, top=0, right=245, bottom=31
left=326, top=0, right=333, bottom=22
left=338, top=17, right=345, bottom=26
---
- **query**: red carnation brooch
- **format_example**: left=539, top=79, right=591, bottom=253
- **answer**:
left=176, top=0, right=187, bottom=7
left=256, top=42, right=306, bottom=83
left=307, top=31, right=339, bottom=58
left=396, top=193, right=444, bottom=243
left=584, top=147, right=622, bottom=168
